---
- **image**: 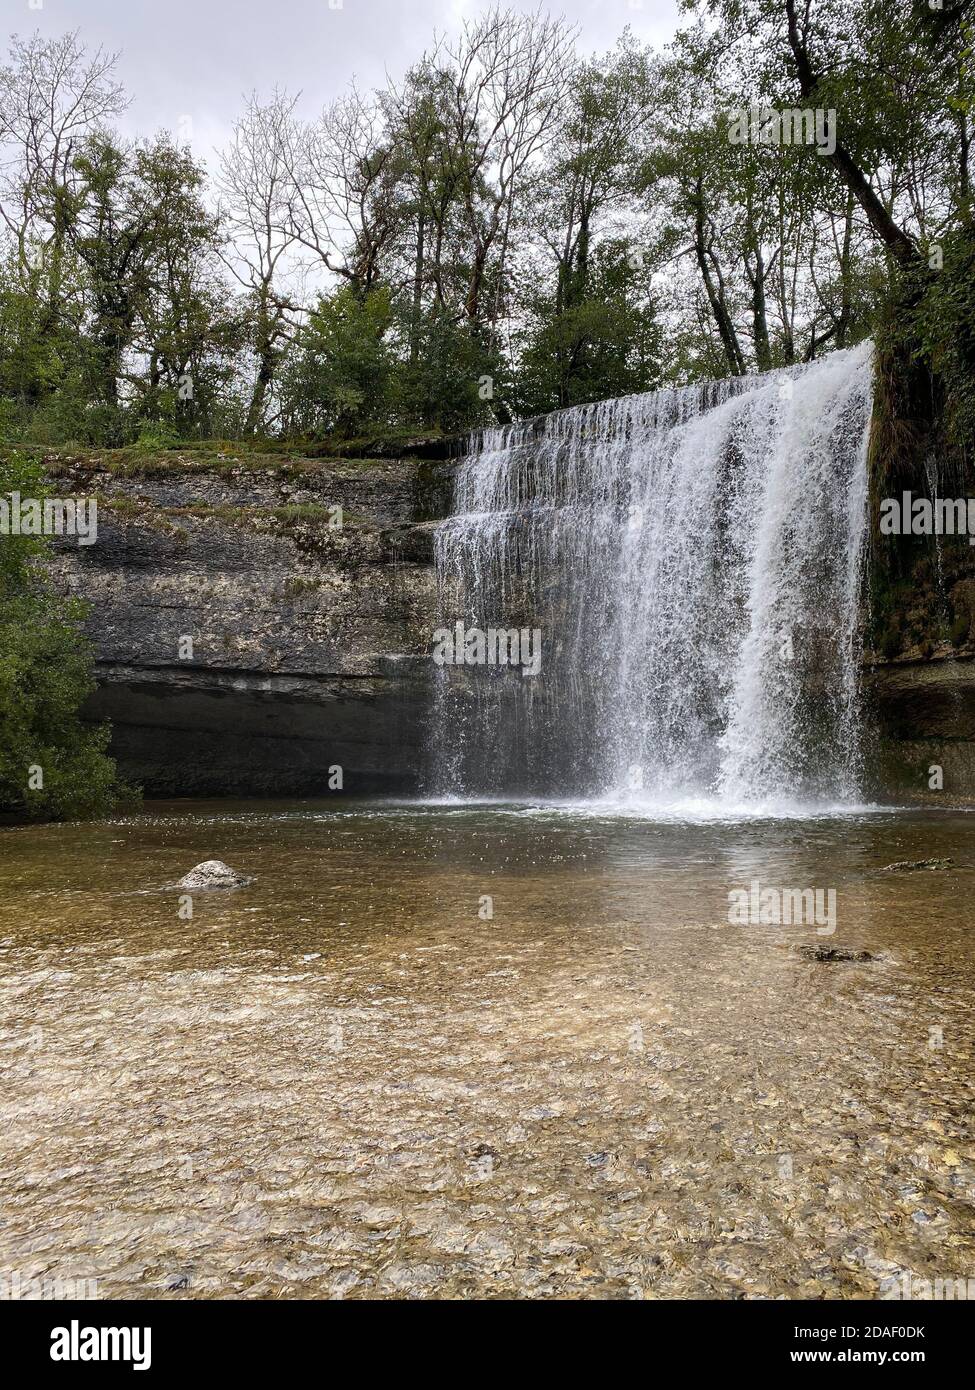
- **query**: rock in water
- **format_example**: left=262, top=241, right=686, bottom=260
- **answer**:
left=177, top=860, right=254, bottom=889
left=881, top=858, right=954, bottom=872
left=798, top=945, right=873, bottom=963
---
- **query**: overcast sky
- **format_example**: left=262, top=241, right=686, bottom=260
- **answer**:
left=10, top=0, right=682, bottom=162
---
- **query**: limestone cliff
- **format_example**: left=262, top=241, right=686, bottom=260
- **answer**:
left=46, top=446, right=451, bottom=795
left=865, top=653, right=975, bottom=802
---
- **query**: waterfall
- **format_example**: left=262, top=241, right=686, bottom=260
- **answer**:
left=431, top=341, right=874, bottom=812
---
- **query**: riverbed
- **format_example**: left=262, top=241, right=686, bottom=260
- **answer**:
left=1, top=801, right=973, bottom=1299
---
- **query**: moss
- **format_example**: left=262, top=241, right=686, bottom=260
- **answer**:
left=17, top=442, right=442, bottom=481
left=280, top=575, right=324, bottom=599
left=950, top=613, right=969, bottom=647
left=93, top=493, right=188, bottom=539
left=165, top=501, right=361, bottom=531
left=866, top=237, right=975, bottom=662
left=879, top=621, right=903, bottom=661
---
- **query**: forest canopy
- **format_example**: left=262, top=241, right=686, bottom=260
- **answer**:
left=0, top=0, right=972, bottom=444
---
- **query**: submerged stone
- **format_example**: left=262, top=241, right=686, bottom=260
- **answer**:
left=881, top=857, right=954, bottom=872
left=798, top=945, right=873, bottom=962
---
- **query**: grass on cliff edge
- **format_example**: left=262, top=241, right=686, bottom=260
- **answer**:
left=0, top=426, right=452, bottom=480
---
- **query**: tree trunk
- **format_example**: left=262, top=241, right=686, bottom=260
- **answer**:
left=746, top=242, right=772, bottom=370
left=694, top=189, right=746, bottom=375
left=410, top=183, right=426, bottom=364
left=246, top=298, right=276, bottom=435
left=784, top=0, right=919, bottom=267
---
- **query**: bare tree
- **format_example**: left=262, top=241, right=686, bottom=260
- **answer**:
left=433, top=6, right=576, bottom=336
left=0, top=29, right=126, bottom=270
left=281, top=85, right=404, bottom=294
left=218, top=90, right=302, bottom=433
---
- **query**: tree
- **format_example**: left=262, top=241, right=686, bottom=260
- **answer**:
left=282, top=86, right=405, bottom=296
left=515, top=241, right=662, bottom=414
left=429, top=6, right=576, bottom=343
left=218, top=91, right=302, bottom=433
left=0, top=450, right=129, bottom=820
left=66, top=135, right=233, bottom=436
left=513, top=41, right=662, bottom=409
left=280, top=285, right=395, bottom=437
left=0, top=30, right=126, bottom=425
left=0, top=30, right=126, bottom=271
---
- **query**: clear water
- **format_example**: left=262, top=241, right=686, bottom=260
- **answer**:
left=2, top=799, right=973, bottom=1300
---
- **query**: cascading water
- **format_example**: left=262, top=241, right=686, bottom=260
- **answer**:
left=431, top=340, right=873, bottom=812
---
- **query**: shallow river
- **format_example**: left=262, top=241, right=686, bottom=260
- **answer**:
left=1, top=801, right=973, bottom=1300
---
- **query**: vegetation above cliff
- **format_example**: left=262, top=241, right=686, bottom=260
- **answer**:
left=1, top=3, right=971, bottom=449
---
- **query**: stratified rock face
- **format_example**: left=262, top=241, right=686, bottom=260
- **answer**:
left=865, top=655, right=975, bottom=803
left=40, top=443, right=975, bottom=805
left=47, top=450, right=453, bottom=797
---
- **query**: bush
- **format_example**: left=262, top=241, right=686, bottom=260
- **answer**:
left=391, top=307, right=497, bottom=433
left=280, top=286, right=498, bottom=438
left=135, top=420, right=183, bottom=450
left=281, top=286, right=396, bottom=438
left=0, top=450, right=136, bottom=820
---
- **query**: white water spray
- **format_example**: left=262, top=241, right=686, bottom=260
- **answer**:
left=432, top=342, right=873, bottom=811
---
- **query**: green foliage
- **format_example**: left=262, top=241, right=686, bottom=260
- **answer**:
left=514, top=242, right=662, bottom=415
left=913, top=229, right=975, bottom=459
left=135, top=421, right=184, bottom=451
left=0, top=131, right=243, bottom=449
left=0, top=451, right=133, bottom=820
left=392, top=307, right=498, bottom=433
left=1, top=7, right=973, bottom=449
left=281, top=286, right=494, bottom=437
left=281, top=287, right=396, bottom=437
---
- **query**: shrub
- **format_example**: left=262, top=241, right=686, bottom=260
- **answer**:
left=0, top=450, right=136, bottom=820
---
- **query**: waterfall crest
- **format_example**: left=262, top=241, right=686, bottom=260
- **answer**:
left=432, top=341, right=873, bottom=812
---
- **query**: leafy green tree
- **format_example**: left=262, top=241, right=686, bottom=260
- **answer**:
left=66, top=135, right=235, bottom=437
left=280, top=285, right=396, bottom=436
left=0, top=451, right=130, bottom=820
left=391, top=303, right=498, bottom=432
left=514, top=241, right=662, bottom=414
